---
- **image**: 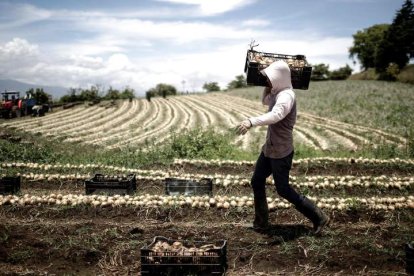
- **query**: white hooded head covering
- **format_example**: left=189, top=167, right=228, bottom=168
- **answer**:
left=261, top=60, right=292, bottom=93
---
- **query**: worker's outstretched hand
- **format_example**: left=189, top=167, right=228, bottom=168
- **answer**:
left=236, top=119, right=252, bottom=135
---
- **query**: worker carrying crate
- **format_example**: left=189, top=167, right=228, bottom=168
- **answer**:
left=244, top=42, right=312, bottom=90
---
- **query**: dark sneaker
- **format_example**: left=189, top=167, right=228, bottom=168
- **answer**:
left=253, top=221, right=271, bottom=232
left=314, top=215, right=330, bottom=234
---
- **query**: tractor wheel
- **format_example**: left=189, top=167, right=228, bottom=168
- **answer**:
left=2, top=110, right=11, bottom=119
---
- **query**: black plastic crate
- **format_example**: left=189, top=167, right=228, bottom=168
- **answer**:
left=244, top=49, right=312, bottom=90
left=407, top=242, right=414, bottom=274
left=0, top=176, right=20, bottom=195
left=84, top=174, right=136, bottom=195
left=141, top=236, right=227, bottom=276
left=165, top=178, right=213, bottom=196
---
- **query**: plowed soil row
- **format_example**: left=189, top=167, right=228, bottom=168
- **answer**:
left=0, top=206, right=412, bottom=275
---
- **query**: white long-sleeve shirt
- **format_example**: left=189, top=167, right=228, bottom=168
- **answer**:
left=249, top=89, right=296, bottom=126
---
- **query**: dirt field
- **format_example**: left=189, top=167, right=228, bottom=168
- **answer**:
left=1, top=163, right=413, bottom=275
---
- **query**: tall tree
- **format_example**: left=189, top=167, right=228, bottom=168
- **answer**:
left=376, top=0, right=414, bottom=72
left=330, top=65, right=353, bottom=80
left=105, top=86, right=120, bottom=100
left=120, top=87, right=135, bottom=100
left=349, top=24, right=389, bottom=70
left=227, top=75, right=247, bottom=89
left=203, top=82, right=220, bottom=92
left=145, top=83, right=177, bottom=99
left=310, top=63, right=330, bottom=81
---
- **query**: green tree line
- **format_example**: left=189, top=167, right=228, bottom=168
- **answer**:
left=349, top=0, right=414, bottom=80
left=59, top=85, right=135, bottom=103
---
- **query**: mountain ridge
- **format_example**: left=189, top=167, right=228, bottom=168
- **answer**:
left=0, top=79, right=68, bottom=100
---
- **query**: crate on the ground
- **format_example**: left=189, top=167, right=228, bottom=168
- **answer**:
left=244, top=49, right=312, bottom=90
left=407, top=242, right=414, bottom=274
left=0, top=176, right=21, bottom=195
left=165, top=178, right=213, bottom=196
left=141, top=236, right=227, bottom=276
left=84, top=174, right=136, bottom=195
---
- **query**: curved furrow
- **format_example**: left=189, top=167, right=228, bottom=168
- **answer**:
left=70, top=99, right=140, bottom=142
left=213, top=94, right=265, bottom=117
left=87, top=99, right=152, bottom=145
left=109, top=98, right=173, bottom=148
left=179, top=98, right=199, bottom=129
left=177, top=97, right=210, bottom=127
left=60, top=101, right=131, bottom=138
left=104, top=98, right=162, bottom=147
left=170, top=97, right=194, bottom=129
left=0, top=106, right=85, bottom=128
left=321, top=129, right=358, bottom=150
left=295, top=125, right=329, bottom=150
left=141, top=96, right=193, bottom=146
left=127, top=98, right=177, bottom=145
left=203, top=95, right=268, bottom=149
left=184, top=96, right=231, bottom=127
left=63, top=101, right=133, bottom=142
left=203, top=94, right=255, bottom=117
left=293, top=129, right=319, bottom=149
left=179, top=96, right=217, bottom=126
left=306, top=115, right=396, bottom=147
left=35, top=106, right=109, bottom=135
left=30, top=105, right=105, bottom=132
left=202, top=95, right=258, bottom=122
left=219, top=94, right=263, bottom=110
left=195, top=96, right=244, bottom=127
left=301, top=112, right=407, bottom=144
left=138, top=97, right=202, bottom=152
left=299, top=116, right=372, bottom=146
left=6, top=106, right=101, bottom=132
left=300, top=114, right=384, bottom=145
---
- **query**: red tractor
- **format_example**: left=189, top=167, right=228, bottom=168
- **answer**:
left=0, top=91, right=37, bottom=119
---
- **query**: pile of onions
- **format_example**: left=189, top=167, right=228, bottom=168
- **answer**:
left=173, top=157, right=414, bottom=167
left=1, top=171, right=412, bottom=190
left=1, top=194, right=413, bottom=211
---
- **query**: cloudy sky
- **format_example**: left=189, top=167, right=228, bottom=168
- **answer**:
left=0, top=0, right=405, bottom=95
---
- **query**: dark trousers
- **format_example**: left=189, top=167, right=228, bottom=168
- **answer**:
left=251, top=151, right=322, bottom=227
left=252, top=151, right=304, bottom=205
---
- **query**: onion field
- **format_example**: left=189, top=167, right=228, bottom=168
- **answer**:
left=0, top=81, right=413, bottom=275
left=1, top=92, right=408, bottom=152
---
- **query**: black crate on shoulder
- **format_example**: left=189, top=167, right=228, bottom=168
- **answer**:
left=0, top=176, right=21, bottom=195
left=85, top=174, right=136, bottom=195
left=165, top=178, right=213, bottom=196
left=141, top=236, right=227, bottom=276
left=244, top=49, right=312, bottom=90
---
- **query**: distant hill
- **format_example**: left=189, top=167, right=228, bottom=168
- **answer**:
left=348, top=64, right=414, bottom=84
left=0, top=79, right=68, bottom=100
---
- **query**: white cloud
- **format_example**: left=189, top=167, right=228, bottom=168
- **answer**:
left=155, top=0, right=257, bottom=15
left=0, top=3, right=51, bottom=29
left=0, top=2, right=358, bottom=96
left=73, top=17, right=269, bottom=45
left=0, top=38, right=39, bottom=59
left=242, top=19, right=270, bottom=27
left=0, top=34, right=356, bottom=96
